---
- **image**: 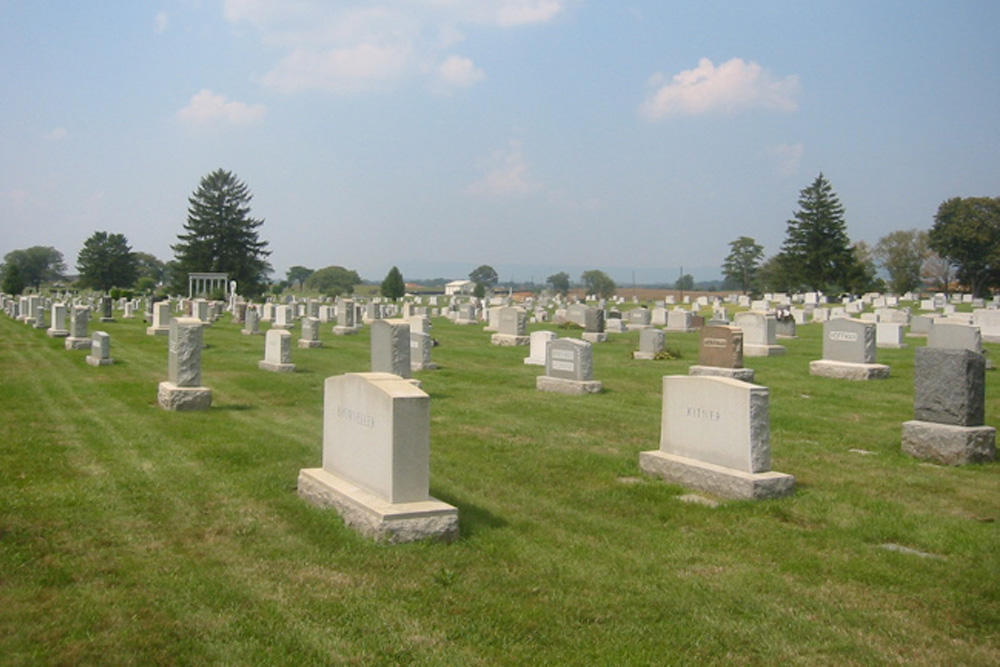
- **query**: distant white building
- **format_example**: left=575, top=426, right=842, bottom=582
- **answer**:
left=445, top=280, right=474, bottom=296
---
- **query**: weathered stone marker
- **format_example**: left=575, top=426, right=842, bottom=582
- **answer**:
left=260, top=328, right=296, bottom=372
left=85, top=331, right=114, bottom=366
left=689, top=325, right=754, bottom=382
left=902, top=348, right=995, bottom=465
left=536, top=337, right=602, bottom=394
left=158, top=317, right=212, bottom=410
left=810, top=318, right=889, bottom=380
left=633, top=328, right=665, bottom=360
left=371, top=319, right=411, bottom=378
left=298, top=372, right=459, bottom=542
left=640, top=375, right=794, bottom=500
left=65, top=305, right=91, bottom=350
left=524, top=330, right=556, bottom=366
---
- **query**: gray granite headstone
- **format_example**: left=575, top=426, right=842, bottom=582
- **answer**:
left=371, top=319, right=411, bottom=378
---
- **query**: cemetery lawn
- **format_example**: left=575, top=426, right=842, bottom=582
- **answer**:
left=1, top=313, right=999, bottom=665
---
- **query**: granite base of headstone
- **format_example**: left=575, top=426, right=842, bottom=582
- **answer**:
left=901, top=347, right=995, bottom=465
left=639, top=376, right=794, bottom=500
left=536, top=338, right=602, bottom=395
left=297, top=372, right=458, bottom=543
left=158, top=317, right=212, bottom=411
left=809, top=359, right=890, bottom=380
left=491, top=333, right=529, bottom=346
left=581, top=332, right=607, bottom=343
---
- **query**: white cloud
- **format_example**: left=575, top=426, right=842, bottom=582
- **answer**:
left=468, top=140, right=542, bottom=197
left=154, top=11, right=168, bottom=33
left=496, top=0, right=564, bottom=27
left=437, top=55, right=485, bottom=87
left=640, top=57, right=799, bottom=119
left=46, top=128, right=68, bottom=142
left=223, top=0, right=567, bottom=93
left=176, top=89, right=266, bottom=124
left=767, top=142, right=804, bottom=176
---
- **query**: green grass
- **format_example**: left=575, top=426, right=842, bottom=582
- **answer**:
left=1, top=311, right=998, bottom=664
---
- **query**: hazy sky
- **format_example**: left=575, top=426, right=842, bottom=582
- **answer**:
left=2, top=1, right=999, bottom=284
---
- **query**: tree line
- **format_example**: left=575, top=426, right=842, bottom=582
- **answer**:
left=721, top=173, right=997, bottom=297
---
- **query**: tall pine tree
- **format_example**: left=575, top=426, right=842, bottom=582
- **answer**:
left=776, top=173, right=857, bottom=292
left=172, top=169, right=272, bottom=297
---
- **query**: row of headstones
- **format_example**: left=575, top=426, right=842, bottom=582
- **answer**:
left=294, top=322, right=994, bottom=544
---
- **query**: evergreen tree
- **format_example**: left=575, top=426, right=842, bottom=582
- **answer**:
left=777, top=173, right=857, bottom=292
left=172, top=169, right=272, bottom=297
left=380, top=266, right=406, bottom=300
left=76, top=231, right=138, bottom=292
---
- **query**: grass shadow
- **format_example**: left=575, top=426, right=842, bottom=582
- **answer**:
left=431, top=489, right=507, bottom=540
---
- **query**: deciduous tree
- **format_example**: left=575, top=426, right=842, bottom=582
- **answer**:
left=305, top=265, right=360, bottom=297
left=2, top=246, right=66, bottom=290
left=874, top=229, right=929, bottom=295
left=469, top=265, right=499, bottom=292
left=721, top=236, right=764, bottom=294
left=172, top=169, right=272, bottom=297
left=546, top=271, right=570, bottom=296
left=581, top=269, right=616, bottom=299
left=286, top=266, right=314, bottom=291
left=928, top=196, right=1000, bottom=297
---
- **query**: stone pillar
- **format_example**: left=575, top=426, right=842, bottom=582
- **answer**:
left=370, top=319, right=411, bottom=378
left=158, top=317, right=211, bottom=410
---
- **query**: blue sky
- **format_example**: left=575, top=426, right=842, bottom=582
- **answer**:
left=2, top=1, right=999, bottom=285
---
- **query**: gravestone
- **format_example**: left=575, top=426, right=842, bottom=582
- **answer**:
left=689, top=325, right=754, bottom=382
left=774, top=315, right=796, bottom=339
left=47, top=303, right=69, bottom=338
left=972, top=309, right=1000, bottom=343
left=627, top=307, right=651, bottom=329
left=536, top=338, right=602, bottom=394
left=260, top=329, right=296, bottom=372
left=902, top=348, right=995, bottom=465
left=86, top=331, right=114, bottom=366
left=273, top=304, right=293, bottom=329
left=158, top=317, right=212, bottom=410
left=665, top=309, right=695, bottom=333
left=876, top=322, right=907, bottom=349
left=809, top=318, right=889, bottom=380
left=733, top=311, right=785, bottom=357
left=581, top=307, right=607, bottom=343
left=371, top=319, right=411, bottom=378
left=410, top=330, right=436, bottom=372
left=232, top=301, right=247, bottom=325
left=298, top=316, right=323, bottom=348
left=99, top=296, right=115, bottom=323
left=928, top=322, right=982, bottom=353
left=146, top=301, right=172, bottom=336
left=524, top=330, right=556, bottom=366
left=454, top=303, right=477, bottom=325
left=65, top=305, right=91, bottom=350
left=909, top=315, right=933, bottom=337
left=333, top=299, right=359, bottom=335
left=491, top=306, right=529, bottom=346
left=639, top=375, right=794, bottom=500
left=633, top=328, right=665, bottom=360
left=242, top=306, right=261, bottom=335
left=297, top=372, right=459, bottom=542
